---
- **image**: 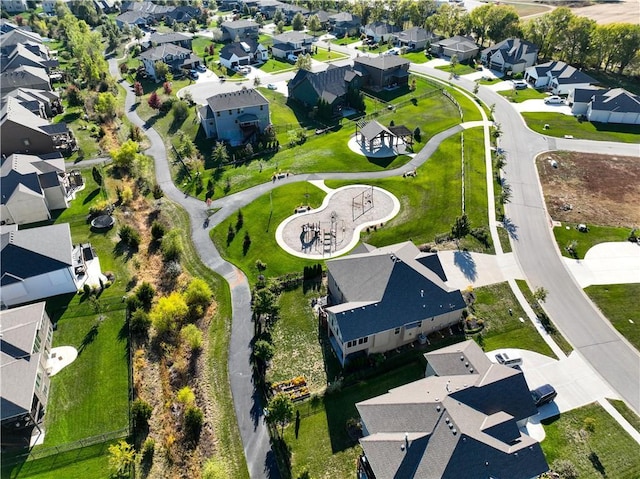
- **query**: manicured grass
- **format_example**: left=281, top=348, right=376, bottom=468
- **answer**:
left=313, top=47, right=347, bottom=62
left=326, top=129, right=492, bottom=253
left=606, top=398, right=640, bottom=434
left=332, top=36, right=360, bottom=45
left=516, top=279, right=573, bottom=355
left=435, top=63, right=478, bottom=75
left=585, top=284, right=640, bottom=352
left=497, top=226, right=513, bottom=253
left=402, top=50, right=430, bottom=64
left=499, top=87, right=547, bottom=103
left=541, top=402, right=640, bottom=478
left=258, top=57, right=296, bottom=73
left=477, top=77, right=501, bottom=85
left=283, top=361, right=425, bottom=479
left=472, top=282, right=555, bottom=357
left=462, top=127, right=489, bottom=232
left=267, top=285, right=328, bottom=394
left=522, top=112, right=640, bottom=143
left=211, top=182, right=327, bottom=285
left=163, top=201, right=250, bottom=479
left=552, top=223, right=630, bottom=259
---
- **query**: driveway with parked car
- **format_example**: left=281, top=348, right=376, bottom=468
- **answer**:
left=512, top=99, right=573, bottom=115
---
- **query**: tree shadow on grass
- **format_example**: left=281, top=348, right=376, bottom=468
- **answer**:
left=83, top=188, right=101, bottom=205
left=78, top=322, right=100, bottom=355
left=588, top=451, right=607, bottom=477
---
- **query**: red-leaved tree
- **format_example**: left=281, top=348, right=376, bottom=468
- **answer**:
left=163, top=81, right=172, bottom=95
left=148, top=91, right=162, bottom=110
left=134, top=82, right=144, bottom=97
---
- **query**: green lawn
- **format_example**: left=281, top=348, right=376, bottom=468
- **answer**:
left=283, top=361, right=425, bottom=479
left=211, top=182, right=327, bottom=285
left=499, top=88, right=547, bottom=103
left=435, top=63, right=478, bottom=75
left=258, top=57, right=296, bottom=73
left=553, top=223, right=630, bottom=259
left=267, top=285, right=328, bottom=394
left=332, top=36, right=361, bottom=46
left=522, top=112, right=640, bottom=143
left=326, top=128, right=492, bottom=253
left=585, top=284, right=640, bottom=352
left=541, top=402, right=640, bottom=478
left=313, top=47, right=347, bottom=62
left=606, top=398, right=640, bottom=434
left=472, top=283, right=555, bottom=358
left=402, top=50, right=430, bottom=64
left=477, top=77, right=502, bottom=85
left=516, top=279, right=573, bottom=355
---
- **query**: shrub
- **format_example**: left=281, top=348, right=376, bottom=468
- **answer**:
left=184, top=278, right=212, bottom=311
left=136, top=282, right=156, bottom=311
left=242, top=231, right=251, bottom=255
left=184, top=405, right=204, bottom=441
left=164, top=260, right=182, bottom=279
left=552, top=459, right=578, bottom=479
left=151, top=221, right=167, bottom=241
left=66, top=85, right=83, bottom=107
left=255, top=260, right=267, bottom=272
left=176, top=386, right=195, bottom=405
left=152, top=183, right=164, bottom=199
left=181, top=324, right=203, bottom=351
left=150, top=292, right=188, bottom=335
left=161, top=229, right=183, bottom=261
left=141, top=438, right=155, bottom=463
left=131, top=398, right=153, bottom=430
left=119, top=185, right=133, bottom=205
left=118, top=225, right=140, bottom=249
left=172, top=100, right=189, bottom=122
left=202, top=458, right=229, bottom=479
left=159, top=97, right=176, bottom=114
left=130, top=309, right=151, bottom=336
left=148, top=91, right=162, bottom=110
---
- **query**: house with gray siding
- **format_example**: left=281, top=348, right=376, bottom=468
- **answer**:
left=480, top=38, right=538, bottom=74
left=271, top=31, right=314, bottom=60
left=328, top=12, right=360, bottom=37
left=570, top=87, right=640, bottom=124
left=356, top=340, right=548, bottom=479
left=394, top=27, right=439, bottom=52
left=325, top=242, right=466, bottom=366
left=431, top=35, right=478, bottom=62
left=0, top=302, right=53, bottom=432
left=353, top=55, right=410, bottom=90
left=361, top=22, right=400, bottom=43
left=524, top=60, right=596, bottom=95
left=137, top=44, right=202, bottom=81
left=198, top=89, right=270, bottom=146
left=221, top=19, right=260, bottom=41
left=219, top=39, right=268, bottom=70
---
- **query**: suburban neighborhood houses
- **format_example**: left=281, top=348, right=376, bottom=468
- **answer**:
left=0, top=1, right=639, bottom=479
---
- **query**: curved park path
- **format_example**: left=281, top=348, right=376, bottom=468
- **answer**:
left=112, top=54, right=639, bottom=478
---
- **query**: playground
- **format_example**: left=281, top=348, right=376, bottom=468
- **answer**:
left=275, top=184, right=400, bottom=259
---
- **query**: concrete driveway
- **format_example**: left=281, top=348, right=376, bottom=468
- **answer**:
left=487, top=349, right=618, bottom=420
left=564, top=241, right=640, bottom=288
left=512, top=99, right=573, bottom=115
left=439, top=251, right=524, bottom=289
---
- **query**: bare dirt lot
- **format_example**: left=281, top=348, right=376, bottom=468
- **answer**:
left=536, top=151, right=640, bottom=227
left=569, top=0, right=640, bottom=24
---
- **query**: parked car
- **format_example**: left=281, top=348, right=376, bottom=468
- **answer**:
left=494, top=352, right=523, bottom=368
left=544, top=95, right=564, bottom=104
left=188, top=70, right=199, bottom=80
left=196, top=64, right=206, bottom=73
left=287, top=53, right=298, bottom=63
left=530, top=384, right=557, bottom=407
left=513, top=80, right=527, bottom=89
left=267, top=83, right=277, bottom=90
left=239, top=66, right=251, bottom=74
left=385, top=48, right=400, bottom=56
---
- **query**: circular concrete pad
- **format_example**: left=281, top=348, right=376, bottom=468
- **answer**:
left=276, top=184, right=400, bottom=259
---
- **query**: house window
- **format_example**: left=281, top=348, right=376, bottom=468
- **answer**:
left=358, top=337, right=368, bottom=345
left=33, top=333, right=42, bottom=353
left=229, top=110, right=232, bottom=115
left=23, top=138, right=30, bottom=146
left=237, top=108, right=240, bottom=114
left=394, top=327, right=400, bottom=335
left=216, top=111, right=220, bottom=117
left=35, top=371, right=42, bottom=390
left=260, top=105, right=263, bottom=110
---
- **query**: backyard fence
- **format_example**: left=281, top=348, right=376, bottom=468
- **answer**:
left=442, top=89, right=463, bottom=120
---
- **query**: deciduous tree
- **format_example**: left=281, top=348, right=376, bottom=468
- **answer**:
left=150, top=292, right=188, bottom=335
left=266, top=393, right=294, bottom=436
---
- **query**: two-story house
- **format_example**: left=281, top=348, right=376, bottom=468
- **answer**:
left=328, top=12, right=361, bottom=38
left=137, top=44, right=202, bottom=81
left=219, top=39, right=268, bottom=70
left=146, top=32, right=193, bottom=51
left=271, top=31, right=314, bottom=60
left=221, top=19, right=260, bottom=41
left=353, top=55, right=411, bottom=90
left=1, top=152, right=83, bottom=226
left=394, top=27, right=439, bottom=52
left=324, top=241, right=466, bottom=366
left=361, top=21, right=400, bottom=44
left=524, top=60, right=596, bottom=95
left=198, top=89, right=271, bottom=146
left=0, top=0, right=27, bottom=13
left=431, top=35, right=479, bottom=62
left=356, top=340, right=548, bottom=479
left=1, top=97, right=76, bottom=156
left=0, top=65, right=51, bottom=96
left=6, top=87, right=63, bottom=118
left=481, top=38, right=538, bottom=74
left=0, top=302, right=54, bottom=433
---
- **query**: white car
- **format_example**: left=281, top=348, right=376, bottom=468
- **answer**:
left=287, top=53, right=298, bottom=63
left=512, top=80, right=527, bottom=90
left=544, top=95, right=564, bottom=104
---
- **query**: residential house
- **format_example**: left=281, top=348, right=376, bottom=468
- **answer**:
left=115, top=10, right=152, bottom=29
left=0, top=223, right=98, bottom=307
left=394, top=27, right=439, bottom=52
left=219, top=39, right=268, bottom=70
left=570, top=87, right=640, bottom=124
left=310, top=10, right=332, bottom=28
left=6, top=87, right=62, bottom=118
left=198, top=89, right=270, bottom=146
left=42, top=0, right=61, bottom=14
left=1, top=43, right=58, bottom=74
left=271, top=31, right=314, bottom=60
left=1, top=97, right=76, bottom=156
left=279, top=2, right=309, bottom=23
left=0, top=302, right=53, bottom=431
left=0, top=0, right=27, bottom=13
left=137, top=44, right=202, bottom=81
left=356, top=340, right=548, bottom=479
left=255, top=0, right=282, bottom=19
left=524, top=60, right=596, bottom=95
left=218, top=0, right=241, bottom=11
left=0, top=65, right=51, bottom=96
left=329, top=12, right=361, bottom=38
left=94, top=0, right=118, bottom=14
left=122, top=0, right=175, bottom=18
left=1, top=152, right=83, bottom=225
left=324, top=241, right=466, bottom=366
left=288, top=64, right=363, bottom=117
left=165, top=5, right=201, bottom=25
left=221, top=19, right=260, bottom=41
left=431, top=35, right=479, bottom=62
left=147, top=32, right=193, bottom=51
left=480, top=38, right=538, bottom=74
left=0, top=28, right=44, bottom=53
left=361, top=22, right=400, bottom=44
left=353, top=55, right=410, bottom=90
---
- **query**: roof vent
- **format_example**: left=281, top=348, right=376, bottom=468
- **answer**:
left=448, top=423, right=453, bottom=429
left=465, top=362, right=469, bottom=367
left=469, top=368, right=474, bottom=373
left=452, top=429, right=457, bottom=435
left=445, top=417, right=450, bottom=423
left=400, top=443, right=405, bottom=451
left=436, top=405, right=441, bottom=412
left=460, top=356, right=464, bottom=361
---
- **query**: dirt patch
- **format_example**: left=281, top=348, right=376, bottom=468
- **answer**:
left=536, top=151, right=640, bottom=227
left=570, top=0, right=640, bottom=25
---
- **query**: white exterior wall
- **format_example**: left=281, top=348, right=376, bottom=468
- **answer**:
left=213, top=104, right=270, bottom=146
left=524, top=68, right=547, bottom=88
left=220, top=53, right=249, bottom=69
left=587, top=107, right=640, bottom=125
left=552, top=81, right=592, bottom=96
left=1, top=268, right=77, bottom=307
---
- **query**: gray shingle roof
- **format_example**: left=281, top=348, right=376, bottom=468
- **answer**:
left=137, top=43, right=192, bottom=62
left=288, top=65, right=357, bottom=105
left=273, top=31, right=313, bottom=44
left=326, top=242, right=465, bottom=342
left=1, top=153, right=64, bottom=204
left=591, top=87, right=640, bottom=113
left=222, top=19, right=259, bottom=29
left=356, top=340, right=549, bottom=479
left=359, top=120, right=393, bottom=141
left=1, top=223, right=73, bottom=285
left=572, top=86, right=602, bottom=103
left=205, top=88, right=268, bottom=112
left=535, top=61, right=595, bottom=85
left=395, top=27, right=438, bottom=44
left=435, top=35, right=478, bottom=53
left=148, top=32, right=191, bottom=45
left=0, top=302, right=49, bottom=421
left=0, top=65, right=50, bottom=93
left=481, top=38, right=538, bottom=64
left=354, top=54, right=410, bottom=71
left=220, top=38, right=262, bottom=60
left=364, top=21, right=400, bottom=36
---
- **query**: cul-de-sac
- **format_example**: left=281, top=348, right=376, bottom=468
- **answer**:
left=1, top=1, right=639, bottom=478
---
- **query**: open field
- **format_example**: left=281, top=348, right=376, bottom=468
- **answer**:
left=537, top=151, right=640, bottom=228
left=570, top=0, right=640, bottom=24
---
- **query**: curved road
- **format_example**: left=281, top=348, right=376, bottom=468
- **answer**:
left=112, top=52, right=639, bottom=479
